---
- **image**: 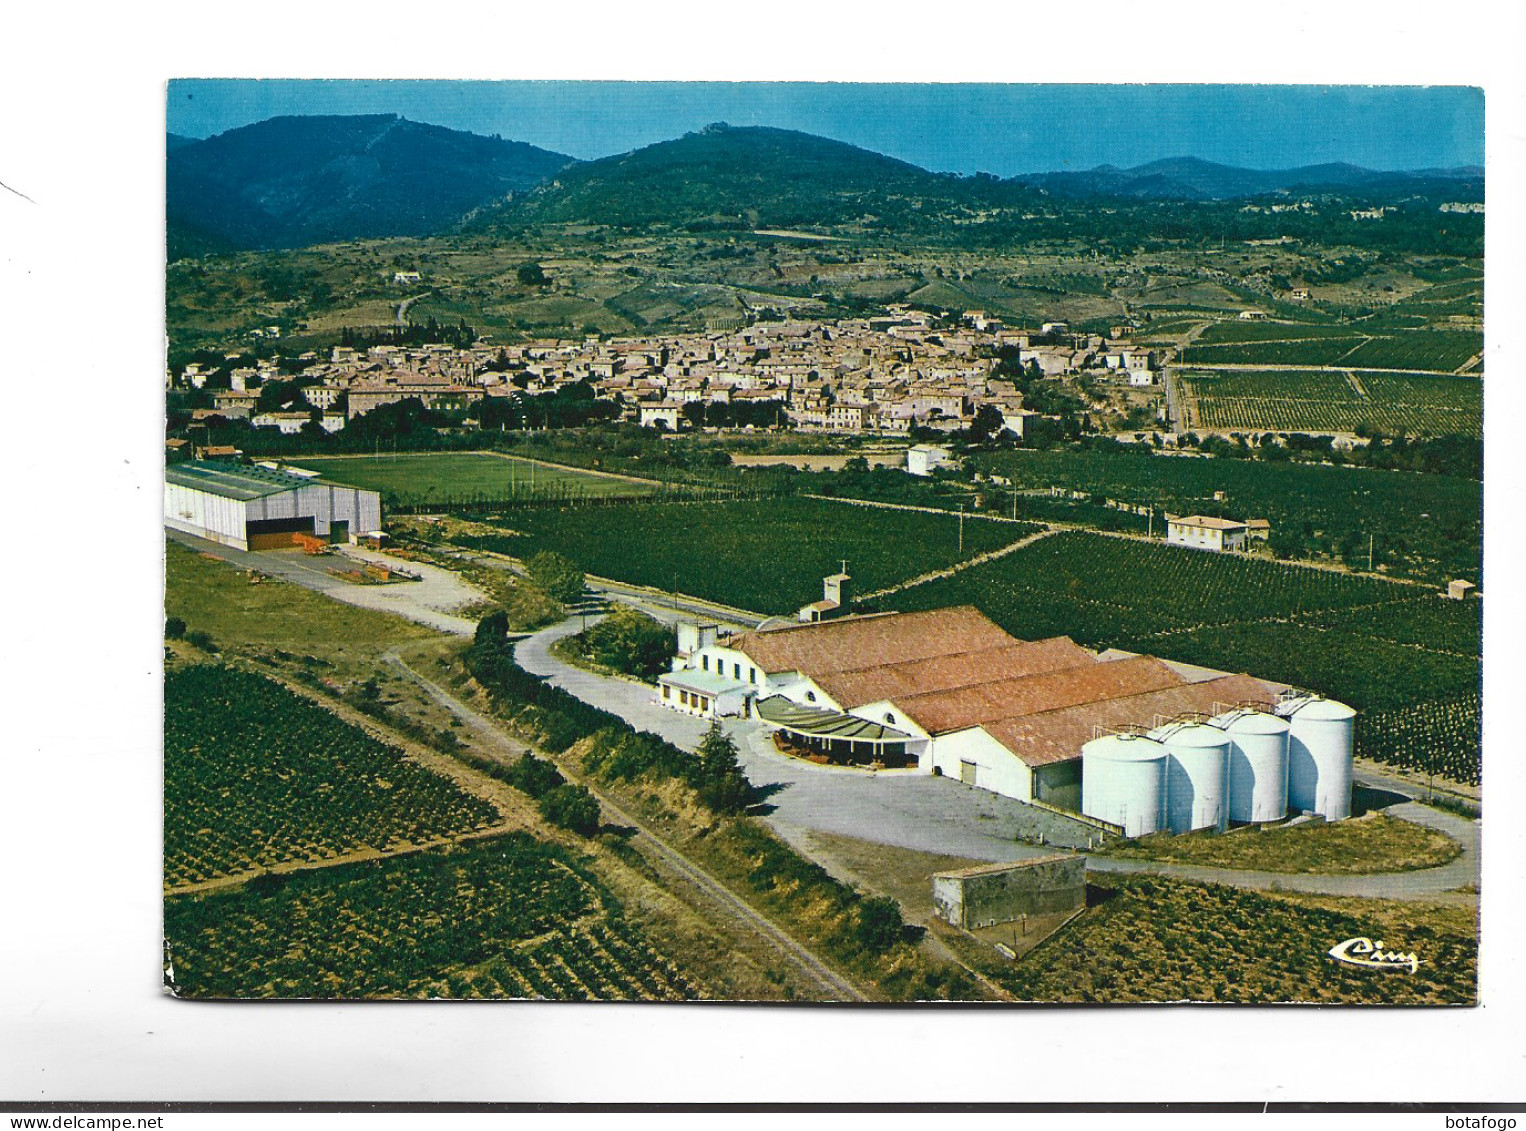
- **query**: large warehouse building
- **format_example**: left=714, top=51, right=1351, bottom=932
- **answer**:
left=658, top=600, right=1355, bottom=836
left=164, top=460, right=381, bottom=551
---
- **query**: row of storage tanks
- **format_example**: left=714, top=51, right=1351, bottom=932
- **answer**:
left=1080, top=696, right=1356, bottom=838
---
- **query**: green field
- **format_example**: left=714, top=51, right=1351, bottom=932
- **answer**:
left=457, top=498, right=1043, bottom=614
left=1179, top=328, right=1481, bottom=371
left=974, top=447, right=1482, bottom=585
left=292, top=452, right=658, bottom=505
left=165, top=665, right=501, bottom=888
left=165, top=835, right=703, bottom=1000
left=996, top=875, right=1475, bottom=1004
left=889, top=531, right=1481, bottom=783
left=1180, top=369, right=1482, bottom=437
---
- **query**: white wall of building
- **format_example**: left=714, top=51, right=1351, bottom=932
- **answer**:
left=164, top=481, right=249, bottom=549
left=928, top=727, right=1034, bottom=801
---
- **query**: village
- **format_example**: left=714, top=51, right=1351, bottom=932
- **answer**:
left=170, top=304, right=1166, bottom=441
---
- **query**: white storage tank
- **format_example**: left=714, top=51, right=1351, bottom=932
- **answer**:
left=1151, top=721, right=1232, bottom=833
left=1279, top=696, right=1356, bottom=820
left=1081, top=733, right=1167, bottom=838
left=1212, top=709, right=1291, bottom=824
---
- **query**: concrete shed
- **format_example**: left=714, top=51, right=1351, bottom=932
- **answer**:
left=931, top=854, right=1086, bottom=929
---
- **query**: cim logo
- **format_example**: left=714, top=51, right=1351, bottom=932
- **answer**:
left=1328, top=936, right=1419, bottom=974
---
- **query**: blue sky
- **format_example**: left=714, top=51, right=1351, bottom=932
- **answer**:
left=166, top=81, right=1483, bottom=175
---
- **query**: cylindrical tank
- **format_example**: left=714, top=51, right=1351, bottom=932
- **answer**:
left=1081, top=733, right=1166, bottom=838
left=1279, top=696, right=1356, bottom=820
left=1212, top=709, right=1291, bottom=824
left=1151, top=722, right=1232, bottom=833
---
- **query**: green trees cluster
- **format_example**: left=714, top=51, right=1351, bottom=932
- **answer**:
left=570, top=607, right=674, bottom=679
left=524, top=551, right=585, bottom=607
left=695, top=722, right=753, bottom=816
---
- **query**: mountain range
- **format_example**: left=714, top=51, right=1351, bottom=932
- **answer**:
left=166, top=116, right=1483, bottom=256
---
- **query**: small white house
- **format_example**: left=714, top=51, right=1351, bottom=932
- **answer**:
left=393, top=270, right=422, bottom=285
left=1238, top=310, right=1269, bottom=322
left=906, top=444, right=953, bottom=477
left=639, top=402, right=684, bottom=431
left=1166, top=515, right=1249, bottom=553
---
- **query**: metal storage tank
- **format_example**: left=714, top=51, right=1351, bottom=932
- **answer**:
left=1081, top=733, right=1167, bottom=838
left=1211, top=709, right=1291, bottom=824
left=1279, top=696, right=1356, bottom=820
left=1151, top=722, right=1232, bottom=833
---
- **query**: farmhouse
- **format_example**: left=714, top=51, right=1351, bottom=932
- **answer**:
left=906, top=444, right=953, bottom=476
left=164, top=460, right=381, bottom=551
left=1166, top=514, right=1249, bottom=553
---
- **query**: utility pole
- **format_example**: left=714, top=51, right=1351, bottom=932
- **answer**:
left=958, top=503, right=966, bottom=555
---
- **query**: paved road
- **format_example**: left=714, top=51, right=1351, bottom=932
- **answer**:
left=383, top=650, right=868, bottom=1001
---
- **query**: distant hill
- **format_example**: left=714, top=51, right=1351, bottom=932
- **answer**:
left=482, top=122, right=1024, bottom=234
left=1014, top=156, right=1484, bottom=200
left=166, top=132, right=200, bottom=153
left=166, top=114, right=575, bottom=253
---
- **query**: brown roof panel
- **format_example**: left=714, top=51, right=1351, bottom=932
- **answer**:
left=985, top=674, right=1280, bottom=768
left=895, top=655, right=1188, bottom=735
left=731, top=606, right=1016, bottom=678
left=814, top=636, right=1097, bottom=709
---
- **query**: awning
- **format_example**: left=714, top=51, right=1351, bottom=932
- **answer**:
left=754, top=695, right=911, bottom=743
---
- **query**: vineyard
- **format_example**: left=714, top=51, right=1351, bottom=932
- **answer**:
left=1180, top=369, right=1482, bottom=437
left=996, top=875, right=1476, bottom=1004
left=1196, top=321, right=1359, bottom=345
left=1179, top=328, right=1481, bottom=372
left=457, top=497, right=1041, bottom=615
left=890, top=531, right=1482, bottom=784
left=974, top=447, right=1482, bottom=584
left=165, top=665, right=502, bottom=888
left=164, top=835, right=703, bottom=1000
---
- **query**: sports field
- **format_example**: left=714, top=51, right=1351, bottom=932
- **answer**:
left=291, top=452, right=658, bottom=504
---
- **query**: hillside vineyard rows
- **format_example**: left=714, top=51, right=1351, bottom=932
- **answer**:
left=1180, top=370, right=1482, bottom=437
left=456, top=497, right=1042, bottom=614
left=164, top=836, right=703, bottom=999
left=164, top=665, right=501, bottom=887
left=996, top=875, right=1476, bottom=1004
left=973, top=449, right=1481, bottom=585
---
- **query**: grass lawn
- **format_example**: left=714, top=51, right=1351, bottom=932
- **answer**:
left=1095, top=813, right=1461, bottom=874
left=290, top=452, right=657, bottom=504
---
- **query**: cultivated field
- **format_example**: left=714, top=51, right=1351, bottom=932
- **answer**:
left=1179, top=369, right=1482, bottom=437
left=164, top=665, right=502, bottom=888
left=889, top=531, right=1481, bottom=784
left=1179, top=328, right=1481, bottom=372
left=165, top=835, right=704, bottom=1000
left=974, top=448, right=1482, bottom=585
left=996, top=875, right=1476, bottom=1004
left=291, top=452, right=658, bottom=505
left=457, top=497, right=1042, bottom=614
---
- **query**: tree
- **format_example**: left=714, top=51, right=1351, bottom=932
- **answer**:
left=164, top=616, right=186, bottom=640
left=538, top=783, right=601, bottom=836
left=475, top=609, right=510, bottom=647
left=696, top=721, right=752, bottom=815
left=524, top=551, right=585, bottom=607
left=517, top=261, right=550, bottom=287
left=968, top=403, right=1007, bottom=444
left=853, top=895, right=906, bottom=953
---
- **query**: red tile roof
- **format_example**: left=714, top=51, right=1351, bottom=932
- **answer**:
left=731, top=606, right=1015, bottom=678
left=895, top=655, right=1187, bottom=736
left=814, top=636, right=1095, bottom=710
left=984, top=674, right=1279, bottom=768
